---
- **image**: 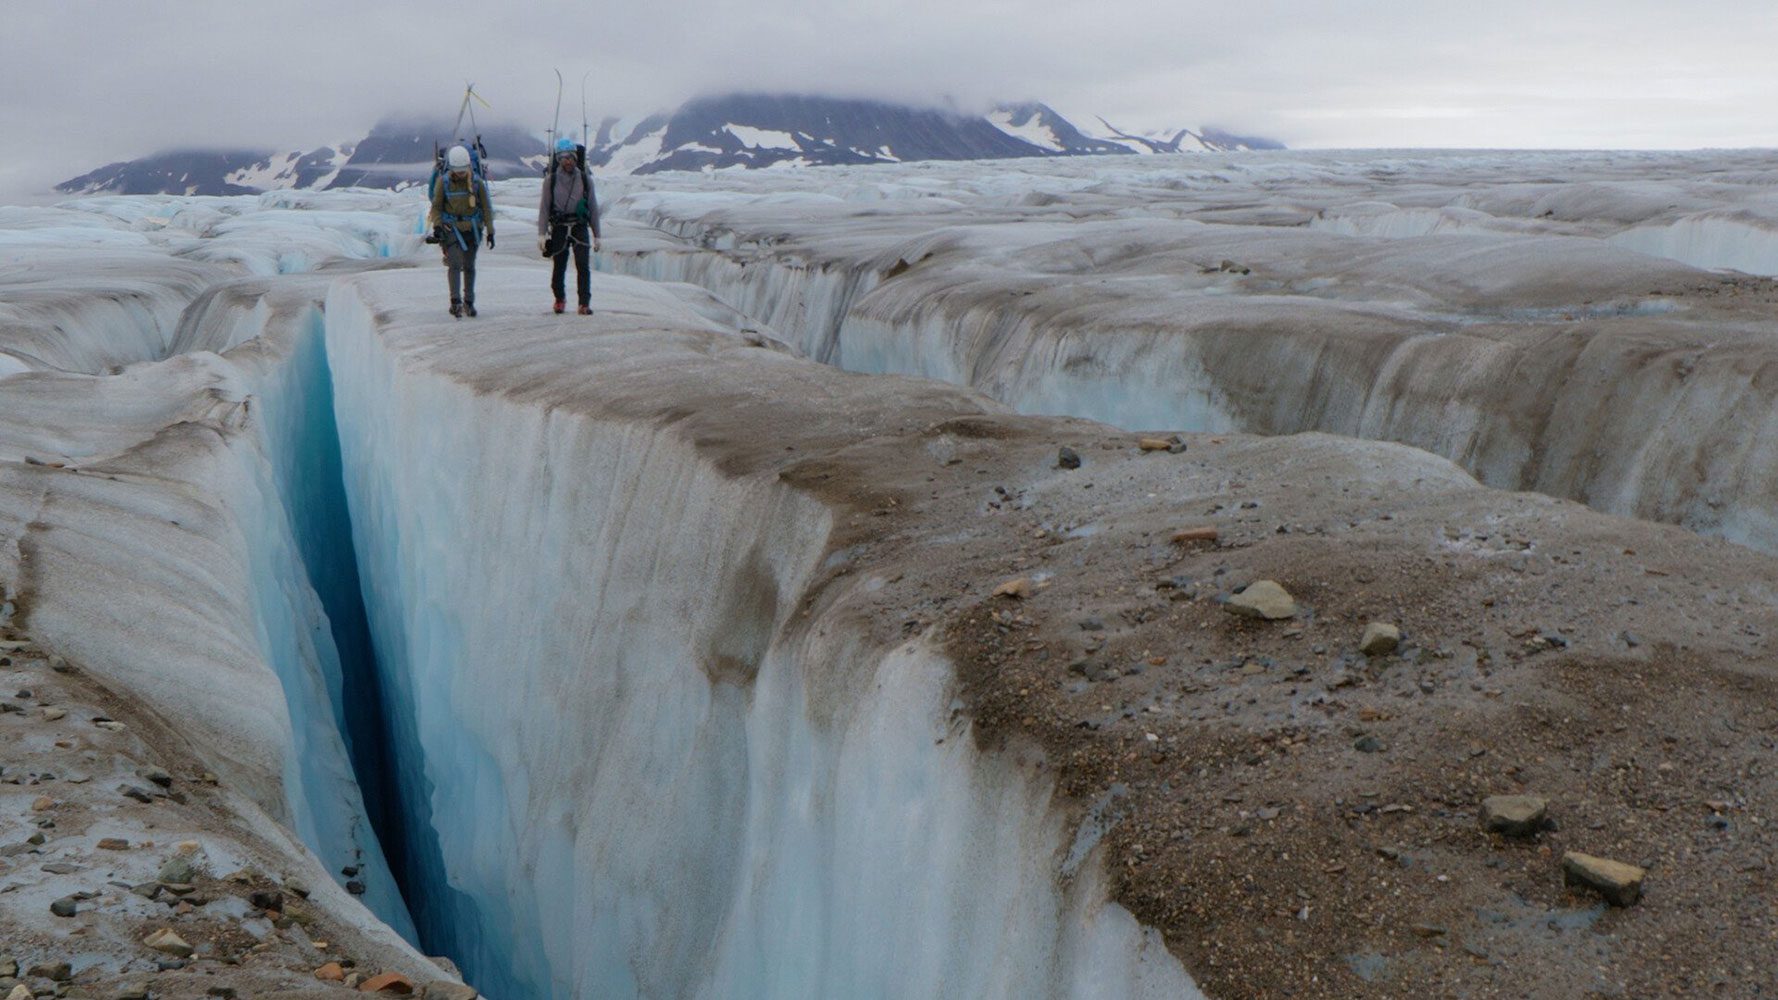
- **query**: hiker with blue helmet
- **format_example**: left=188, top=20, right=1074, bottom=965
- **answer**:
left=428, top=144, right=494, bottom=318
left=537, top=136, right=601, bottom=314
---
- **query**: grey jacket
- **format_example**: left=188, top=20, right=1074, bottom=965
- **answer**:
left=538, top=164, right=601, bottom=238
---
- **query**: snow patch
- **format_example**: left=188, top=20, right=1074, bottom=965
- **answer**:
left=988, top=110, right=1066, bottom=152
left=725, top=125, right=801, bottom=150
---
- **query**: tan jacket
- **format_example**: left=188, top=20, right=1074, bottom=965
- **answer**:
left=427, top=173, right=493, bottom=236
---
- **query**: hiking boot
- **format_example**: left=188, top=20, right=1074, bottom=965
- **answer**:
left=449, top=299, right=463, bottom=319
left=553, top=299, right=566, bottom=314
left=578, top=304, right=592, bottom=315
left=464, top=302, right=478, bottom=318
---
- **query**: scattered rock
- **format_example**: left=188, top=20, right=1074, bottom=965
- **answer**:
left=25, top=963, right=69, bottom=983
left=29, top=796, right=53, bottom=813
left=359, top=973, right=416, bottom=995
left=1138, top=437, right=1173, bottom=451
left=314, top=963, right=346, bottom=982
left=422, top=984, right=478, bottom=1000
left=1353, top=735, right=1385, bottom=754
left=0, top=959, right=14, bottom=978
left=249, top=889, right=285, bottom=913
left=1359, top=622, right=1401, bottom=656
left=1056, top=446, right=1081, bottom=469
left=207, top=988, right=238, bottom=998
left=283, top=876, right=311, bottom=898
left=1170, top=526, right=1218, bottom=545
left=1480, top=795, right=1549, bottom=838
left=38, top=708, right=64, bottom=722
left=94, top=720, right=126, bottom=732
left=136, top=767, right=173, bottom=788
left=114, top=983, right=151, bottom=1000
left=992, top=577, right=1032, bottom=600
left=1409, top=924, right=1447, bottom=938
left=1224, top=580, right=1297, bottom=620
left=49, top=896, right=79, bottom=918
left=346, top=879, right=367, bottom=895
left=1562, top=851, right=1646, bottom=906
left=142, top=927, right=194, bottom=957
left=96, top=838, right=130, bottom=851
left=157, top=847, right=203, bottom=884
left=4, top=989, right=27, bottom=1000
left=120, top=786, right=154, bottom=804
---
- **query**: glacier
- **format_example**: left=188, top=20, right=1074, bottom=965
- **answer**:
left=7, top=149, right=1778, bottom=997
left=593, top=149, right=1778, bottom=552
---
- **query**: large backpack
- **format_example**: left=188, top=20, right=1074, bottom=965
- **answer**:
left=428, top=136, right=489, bottom=202
left=430, top=139, right=490, bottom=252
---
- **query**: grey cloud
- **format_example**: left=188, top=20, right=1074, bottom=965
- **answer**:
left=3, top=0, right=1774, bottom=200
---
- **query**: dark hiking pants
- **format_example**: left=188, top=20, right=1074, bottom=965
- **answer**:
left=550, top=220, right=591, bottom=307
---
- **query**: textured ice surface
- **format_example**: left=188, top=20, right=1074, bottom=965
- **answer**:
left=593, top=149, right=1778, bottom=551
left=323, top=268, right=1201, bottom=998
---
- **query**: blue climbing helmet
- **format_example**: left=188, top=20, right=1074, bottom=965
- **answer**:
left=551, top=135, right=586, bottom=175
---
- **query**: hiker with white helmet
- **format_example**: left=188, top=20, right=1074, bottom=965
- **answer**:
left=428, top=144, right=495, bottom=318
left=537, top=137, right=601, bottom=314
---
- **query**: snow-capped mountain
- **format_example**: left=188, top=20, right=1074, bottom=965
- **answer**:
left=590, top=95, right=1282, bottom=174
left=325, top=119, right=544, bottom=189
left=591, top=94, right=1055, bottom=174
left=56, top=146, right=354, bottom=197
left=984, top=103, right=1136, bottom=156
left=56, top=118, right=546, bottom=198
left=1086, top=117, right=1288, bottom=154
left=57, top=95, right=1282, bottom=195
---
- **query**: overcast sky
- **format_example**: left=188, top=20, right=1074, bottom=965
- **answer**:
left=4, top=0, right=1775, bottom=201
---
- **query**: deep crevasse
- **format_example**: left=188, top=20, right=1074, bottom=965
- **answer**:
left=321, top=270, right=1201, bottom=1000
left=0, top=288, right=416, bottom=939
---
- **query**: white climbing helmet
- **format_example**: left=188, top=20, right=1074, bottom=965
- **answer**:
left=446, top=145, right=471, bottom=170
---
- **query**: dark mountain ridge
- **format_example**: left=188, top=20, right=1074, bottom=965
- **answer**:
left=58, top=94, right=1283, bottom=196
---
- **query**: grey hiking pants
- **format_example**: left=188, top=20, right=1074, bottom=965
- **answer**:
left=443, top=240, right=477, bottom=304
